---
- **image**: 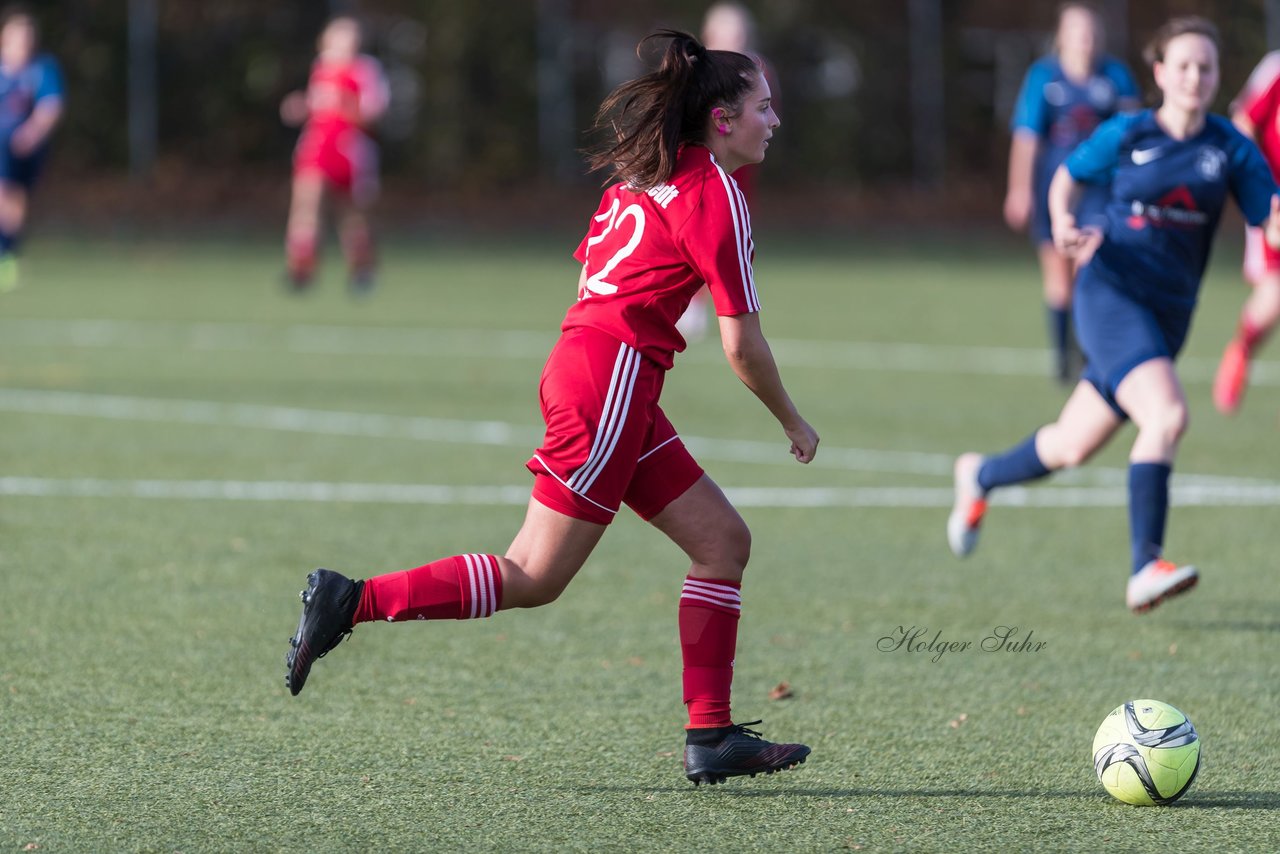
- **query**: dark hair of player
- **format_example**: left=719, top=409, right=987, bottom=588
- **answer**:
left=1142, top=16, right=1220, bottom=66
left=585, top=29, right=760, bottom=191
left=0, top=4, right=36, bottom=36
left=1052, top=3, right=1104, bottom=58
left=1056, top=2, right=1102, bottom=27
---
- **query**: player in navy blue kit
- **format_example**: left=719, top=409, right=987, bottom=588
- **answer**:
left=1005, top=3, right=1139, bottom=383
left=950, top=16, right=1280, bottom=613
left=0, top=6, right=62, bottom=291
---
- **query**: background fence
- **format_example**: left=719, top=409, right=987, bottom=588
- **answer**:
left=31, top=0, right=1280, bottom=226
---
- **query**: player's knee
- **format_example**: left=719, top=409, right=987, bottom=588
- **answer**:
left=1142, top=402, right=1189, bottom=444
left=714, top=515, right=752, bottom=577
left=1038, top=423, right=1088, bottom=469
left=1055, top=441, right=1093, bottom=470
left=1168, top=403, right=1190, bottom=443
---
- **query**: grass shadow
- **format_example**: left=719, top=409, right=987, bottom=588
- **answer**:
left=567, top=784, right=1092, bottom=800
left=1177, top=790, right=1280, bottom=810
left=1166, top=620, right=1280, bottom=633
left=568, top=785, right=1280, bottom=808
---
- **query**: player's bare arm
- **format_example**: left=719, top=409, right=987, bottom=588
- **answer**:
left=1231, top=109, right=1255, bottom=139
left=1047, top=164, right=1094, bottom=257
left=11, top=98, right=61, bottom=156
left=1264, top=194, right=1280, bottom=250
left=717, top=312, right=818, bottom=463
left=1004, top=131, right=1039, bottom=231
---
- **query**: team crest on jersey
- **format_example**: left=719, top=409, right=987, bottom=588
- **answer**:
left=1087, top=77, right=1116, bottom=110
left=1044, top=81, right=1068, bottom=107
left=1195, top=146, right=1227, bottom=180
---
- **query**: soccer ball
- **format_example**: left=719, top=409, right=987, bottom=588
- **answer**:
left=1092, top=699, right=1200, bottom=805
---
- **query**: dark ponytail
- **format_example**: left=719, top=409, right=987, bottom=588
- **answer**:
left=586, top=29, right=760, bottom=190
left=1142, top=16, right=1219, bottom=66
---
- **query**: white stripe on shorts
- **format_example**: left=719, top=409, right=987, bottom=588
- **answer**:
left=568, top=342, right=641, bottom=494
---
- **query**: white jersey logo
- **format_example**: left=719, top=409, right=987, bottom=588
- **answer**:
left=1131, top=147, right=1163, bottom=165
left=1088, top=77, right=1117, bottom=110
left=646, top=183, right=679, bottom=209
left=1196, top=146, right=1226, bottom=180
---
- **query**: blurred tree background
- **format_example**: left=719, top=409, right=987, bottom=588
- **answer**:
left=30, top=0, right=1279, bottom=228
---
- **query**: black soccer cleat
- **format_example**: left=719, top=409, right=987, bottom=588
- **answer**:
left=282, top=268, right=314, bottom=293
left=285, top=569, right=363, bottom=696
left=348, top=268, right=377, bottom=297
left=683, top=720, right=810, bottom=786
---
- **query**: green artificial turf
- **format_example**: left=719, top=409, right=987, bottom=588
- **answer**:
left=1, top=233, right=1277, bottom=851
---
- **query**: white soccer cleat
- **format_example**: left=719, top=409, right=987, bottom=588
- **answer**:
left=947, top=453, right=987, bottom=557
left=1126, top=559, right=1199, bottom=613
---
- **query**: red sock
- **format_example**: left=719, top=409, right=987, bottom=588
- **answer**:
left=353, top=554, right=503, bottom=624
left=1240, top=316, right=1268, bottom=354
left=679, top=576, right=741, bottom=729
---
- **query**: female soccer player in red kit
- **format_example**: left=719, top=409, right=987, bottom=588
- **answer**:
left=284, top=30, right=820, bottom=786
left=280, top=16, right=388, bottom=293
left=1212, top=52, right=1280, bottom=414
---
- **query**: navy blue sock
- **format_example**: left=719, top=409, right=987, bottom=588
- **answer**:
left=0, top=228, right=13, bottom=256
left=1047, top=305, right=1070, bottom=362
left=1128, top=462, right=1171, bottom=574
left=977, top=432, right=1052, bottom=492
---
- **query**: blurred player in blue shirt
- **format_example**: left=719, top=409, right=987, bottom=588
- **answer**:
left=952, top=17, right=1280, bottom=614
left=1005, top=3, right=1139, bottom=383
left=0, top=6, right=63, bottom=291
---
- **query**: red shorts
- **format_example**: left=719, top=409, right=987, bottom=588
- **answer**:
left=1243, top=225, right=1280, bottom=285
left=526, top=326, right=704, bottom=525
left=293, top=126, right=379, bottom=204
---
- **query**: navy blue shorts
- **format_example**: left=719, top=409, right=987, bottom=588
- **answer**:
left=1073, top=269, right=1193, bottom=418
left=0, top=137, right=48, bottom=190
left=1030, top=181, right=1110, bottom=246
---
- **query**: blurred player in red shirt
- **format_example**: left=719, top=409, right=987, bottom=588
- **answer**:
left=1212, top=51, right=1280, bottom=414
left=280, top=16, right=388, bottom=293
left=284, top=30, right=821, bottom=787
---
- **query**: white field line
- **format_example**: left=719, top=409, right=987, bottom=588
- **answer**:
left=2, top=318, right=1277, bottom=384
left=0, top=388, right=1273, bottom=488
left=0, top=388, right=533, bottom=446
left=4, top=477, right=1280, bottom=508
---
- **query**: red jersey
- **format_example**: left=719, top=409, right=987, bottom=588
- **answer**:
left=1238, top=55, right=1280, bottom=183
left=305, top=55, right=388, bottom=134
left=567, top=145, right=760, bottom=369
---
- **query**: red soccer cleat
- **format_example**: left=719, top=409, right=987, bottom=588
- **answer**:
left=1213, top=337, right=1250, bottom=415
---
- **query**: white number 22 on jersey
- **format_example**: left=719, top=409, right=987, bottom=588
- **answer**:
left=583, top=199, right=646, bottom=297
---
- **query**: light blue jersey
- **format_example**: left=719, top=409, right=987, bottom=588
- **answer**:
left=1011, top=55, right=1139, bottom=241
left=0, top=52, right=62, bottom=136
left=0, top=52, right=63, bottom=187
